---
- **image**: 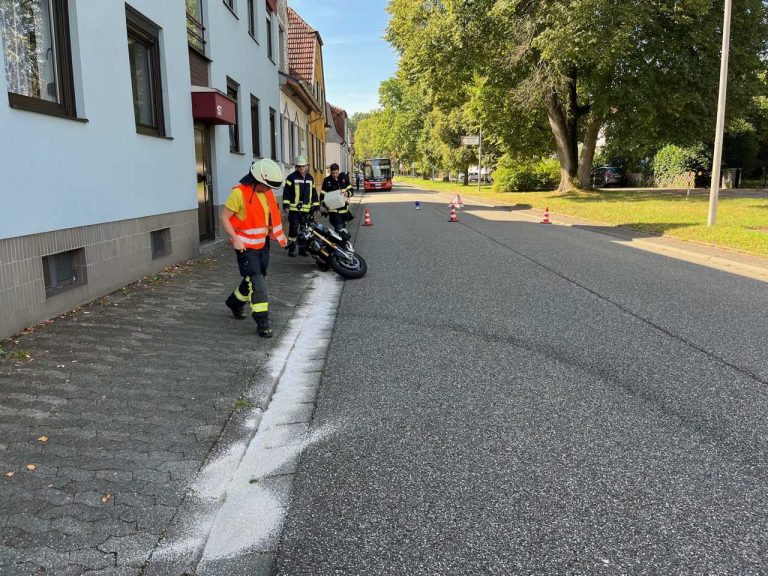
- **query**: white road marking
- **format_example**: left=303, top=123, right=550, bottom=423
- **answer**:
left=151, top=272, right=345, bottom=567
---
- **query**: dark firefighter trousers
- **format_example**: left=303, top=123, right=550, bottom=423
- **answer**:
left=328, top=211, right=352, bottom=242
left=227, top=241, right=270, bottom=319
left=287, top=210, right=308, bottom=253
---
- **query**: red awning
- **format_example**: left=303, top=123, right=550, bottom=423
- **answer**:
left=266, top=0, right=276, bottom=13
left=191, top=89, right=236, bottom=125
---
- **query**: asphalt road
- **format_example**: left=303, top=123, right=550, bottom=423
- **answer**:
left=274, top=185, right=768, bottom=575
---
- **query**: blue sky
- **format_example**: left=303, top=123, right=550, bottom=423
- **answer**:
left=287, top=0, right=398, bottom=115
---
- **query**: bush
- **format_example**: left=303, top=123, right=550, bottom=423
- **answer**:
left=653, top=144, right=710, bottom=185
left=493, top=155, right=560, bottom=192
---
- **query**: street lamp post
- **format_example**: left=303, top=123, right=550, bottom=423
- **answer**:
left=708, top=0, right=733, bottom=226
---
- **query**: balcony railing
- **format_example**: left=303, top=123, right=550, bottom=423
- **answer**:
left=186, top=11, right=206, bottom=53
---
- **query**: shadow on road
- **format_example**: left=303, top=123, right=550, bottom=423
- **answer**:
left=572, top=222, right=697, bottom=238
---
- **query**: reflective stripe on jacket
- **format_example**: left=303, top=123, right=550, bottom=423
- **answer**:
left=229, top=185, right=288, bottom=249
left=283, top=171, right=319, bottom=212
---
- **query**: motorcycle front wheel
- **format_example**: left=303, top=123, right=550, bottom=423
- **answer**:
left=330, top=251, right=367, bottom=279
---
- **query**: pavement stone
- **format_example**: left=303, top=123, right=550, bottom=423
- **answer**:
left=0, top=244, right=318, bottom=575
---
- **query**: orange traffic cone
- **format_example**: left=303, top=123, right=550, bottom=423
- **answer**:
left=363, top=208, right=373, bottom=226
left=540, top=207, right=551, bottom=224
left=449, top=204, right=458, bottom=222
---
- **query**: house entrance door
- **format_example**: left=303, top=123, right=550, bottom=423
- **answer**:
left=195, top=123, right=215, bottom=241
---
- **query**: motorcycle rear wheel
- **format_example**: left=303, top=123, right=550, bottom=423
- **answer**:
left=330, top=252, right=367, bottom=279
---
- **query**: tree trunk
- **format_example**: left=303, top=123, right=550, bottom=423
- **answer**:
left=578, top=114, right=603, bottom=189
left=462, top=165, right=469, bottom=186
left=546, top=92, right=578, bottom=192
left=546, top=69, right=596, bottom=193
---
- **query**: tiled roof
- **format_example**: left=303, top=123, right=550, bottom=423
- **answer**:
left=287, top=8, right=318, bottom=84
left=329, top=104, right=347, bottom=142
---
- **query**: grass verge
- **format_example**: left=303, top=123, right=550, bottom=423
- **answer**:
left=397, top=176, right=768, bottom=258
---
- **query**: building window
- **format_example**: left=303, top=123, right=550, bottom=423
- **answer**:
left=127, top=6, right=165, bottom=136
left=1, top=0, right=76, bottom=117
left=42, top=248, right=86, bottom=298
left=280, top=116, right=286, bottom=163
left=289, top=120, right=296, bottom=163
left=250, top=95, right=260, bottom=157
left=227, top=78, right=240, bottom=153
left=151, top=228, right=172, bottom=259
left=310, top=135, right=315, bottom=170
left=311, top=136, right=317, bottom=171
left=247, top=0, right=255, bottom=39
left=186, top=0, right=205, bottom=53
left=269, top=107, right=277, bottom=161
left=266, top=13, right=273, bottom=61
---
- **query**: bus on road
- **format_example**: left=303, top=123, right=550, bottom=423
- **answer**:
left=363, top=158, right=392, bottom=191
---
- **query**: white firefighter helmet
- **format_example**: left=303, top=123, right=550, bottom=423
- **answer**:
left=250, top=158, right=283, bottom=189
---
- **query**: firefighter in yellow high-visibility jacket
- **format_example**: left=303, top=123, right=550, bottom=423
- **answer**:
left=220, top=158, right=288, bottom=338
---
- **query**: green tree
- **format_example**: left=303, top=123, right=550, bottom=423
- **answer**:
left=387, top=0, right=768, bottom=191
left=354, top=111, right=392, bottom=160
left=723, top=118, right=759, bottom=171
left=378, top=75, right=431, bottom=166
left=349, top=112, right=372, bottom=135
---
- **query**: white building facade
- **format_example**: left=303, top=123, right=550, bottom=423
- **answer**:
left=0, top=0, right=281, bottom=338
left=189, top=0, right=282, bottom=237
left=275, top=0, right=307, bottom=177
left=326, top=103, right=353, bottom=175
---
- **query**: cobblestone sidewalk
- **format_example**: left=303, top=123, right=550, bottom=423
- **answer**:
left=0, top=244, right=319, bottom=575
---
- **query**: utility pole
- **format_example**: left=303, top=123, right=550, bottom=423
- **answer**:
left=708, top=0, right=733, bottom=226
left=478, top=129, right=483, bottom=195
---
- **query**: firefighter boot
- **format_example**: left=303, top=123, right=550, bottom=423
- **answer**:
left=225, top=294, right=247, bottom=319
left=287, top=241, right=296, bottom=257
left=254, top=314, right=273, bottom=338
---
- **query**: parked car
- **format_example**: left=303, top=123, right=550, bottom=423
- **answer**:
left=591, top=166, right=626, bottom=187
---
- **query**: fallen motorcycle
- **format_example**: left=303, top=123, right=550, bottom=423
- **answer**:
left=294, top=211, right=367, bottom=279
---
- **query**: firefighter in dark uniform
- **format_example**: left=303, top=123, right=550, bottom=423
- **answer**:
left=320, top=163, right=354, bottom=242
left=283, top=155, right=319, bottom=256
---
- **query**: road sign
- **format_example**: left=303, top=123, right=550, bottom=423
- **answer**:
left=461, top=135, right=480, bottom=146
